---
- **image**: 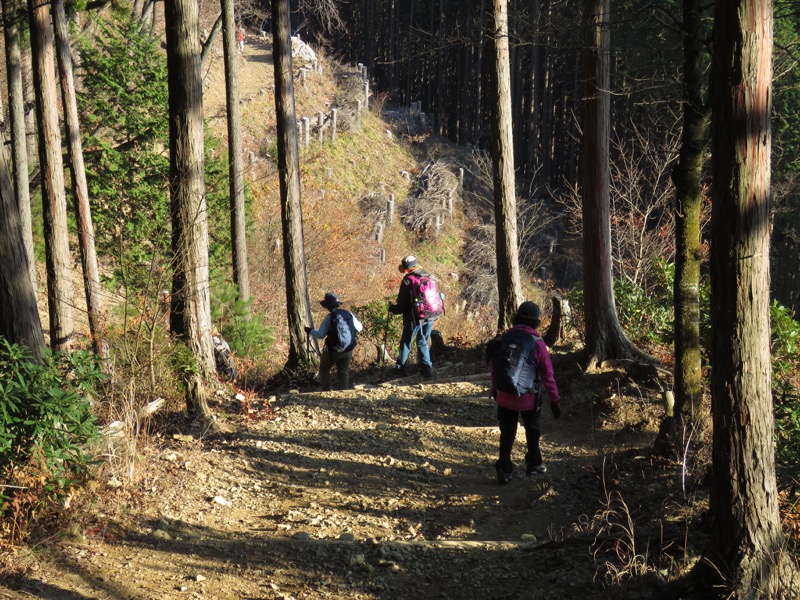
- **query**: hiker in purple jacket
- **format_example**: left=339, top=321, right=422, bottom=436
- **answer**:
left=488, top=301, right=561, bottom=484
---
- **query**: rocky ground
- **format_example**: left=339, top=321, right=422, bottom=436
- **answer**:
left=0, top=345, right=700, bottom=600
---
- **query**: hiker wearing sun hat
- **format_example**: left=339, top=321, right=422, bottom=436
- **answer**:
left=305, top=292, right=363, bottom=390
left=388, top=255, right=443, bottom=378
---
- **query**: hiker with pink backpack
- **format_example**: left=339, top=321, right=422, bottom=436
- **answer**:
left=388, top=255, right=444, bottom=378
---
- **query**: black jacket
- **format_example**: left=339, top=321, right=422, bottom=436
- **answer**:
left=389, top=268, right=432, bottom=326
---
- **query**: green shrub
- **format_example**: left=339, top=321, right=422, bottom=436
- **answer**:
left=351, top=298, right=403, bottom=361
left=0, top=339, right=104, bottom=509
left=771, top=301, right=800, bottom=480
left=210, top=279, right=275, bottom=364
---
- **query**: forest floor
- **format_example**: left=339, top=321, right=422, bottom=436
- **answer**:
left=0, top=343, right=705, bottom=600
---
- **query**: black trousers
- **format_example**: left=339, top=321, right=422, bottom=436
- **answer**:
left=497, top=404, right=542, bottom=472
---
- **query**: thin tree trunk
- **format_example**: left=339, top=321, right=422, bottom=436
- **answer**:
left=28, top=0, right=74, bottom=351
left=164, top=0, right=216, bottom=421
left=53, top=0, right=109, bottom=360
left=2, top=0, right=35, bottom=290
left=671, top=0, right=707, bottom=425
left=201, top=13, right=223, bottom=70
left=0, top=135, right=45, bottom=362
left=490, top=0, right=523, bottom=329
left=271, top=0, right=315, bottom=370
left=221, top=0, right=251, bottom=315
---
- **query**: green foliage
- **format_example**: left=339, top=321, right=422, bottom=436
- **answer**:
left=211, top=278, right=274, bottom=362
left=771, top=301, right=800, bottom=481
left=351, top=298, right=402, bottom=356
left=77, top=15, right=230, bottom=292
left=0, top=339, right=103, bottom=507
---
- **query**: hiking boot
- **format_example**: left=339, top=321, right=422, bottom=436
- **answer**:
left=495, top=460, right=514, bottom=485
left=526, top=462, right=547, bottom=476
left=394, top=365, right=409, bottom=377
left=420, top=366, right=434, bottom=379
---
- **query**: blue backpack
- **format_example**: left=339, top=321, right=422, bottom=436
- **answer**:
left=489, top=329, right=540, bottom=396
left=327, top=309, right=357, bottom=353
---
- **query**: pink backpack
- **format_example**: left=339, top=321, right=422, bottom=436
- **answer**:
left=408, top=273, right=444, bottom=321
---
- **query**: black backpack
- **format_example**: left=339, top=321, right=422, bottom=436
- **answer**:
left=489, top=329, right=541, bottom=396
left=326, top=309, right=357, bottom=353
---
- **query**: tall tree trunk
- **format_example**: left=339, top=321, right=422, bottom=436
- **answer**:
left=164, top=0, right=216, bottom=421
left=53, top=0, right=108, bottom=360
left=704, top=0, right=796, bottom=595
left=580, top=0, right=641, bottom=369
left=0, top=134, right=45, bottom=362
left=271, top=0, right=314, bottom=370
left=2, top=0, right=35, bottom=290
left=221, top=0, right=251, bottom=315
left=28, top=0, right=74, bottom=351
left=490, top=0, right=523, bottom=329
left=671, top=0, right=707, bottom=425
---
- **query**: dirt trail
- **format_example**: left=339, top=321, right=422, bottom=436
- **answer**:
left=1, top=36, right=676, bottom=600
left=0, top=350, right=670, bottom=600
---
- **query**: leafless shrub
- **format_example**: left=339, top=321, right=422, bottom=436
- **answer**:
left=297, top=0, right=343, bottom=33
left=459, top=149, right=560, bottom=309
left=398, top=160, right=459, bottom=240
left=461, top=224, right=499, bottom=309
left=358, top=191, right=390, bottom=234
left=558, top=118, right=690, bottom=288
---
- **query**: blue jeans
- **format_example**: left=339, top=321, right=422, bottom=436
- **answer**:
left=396, top=319, right=434, bottom=369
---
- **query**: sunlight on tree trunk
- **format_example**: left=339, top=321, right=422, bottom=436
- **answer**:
left=53, top=0, right=109, bottom=361
left=490, top=0, right=523, bottom=330
left=2, top=0, right=34, bottom=290
left=701, top=0, right=798, bottom=595
left=221, top=0, right=251, bottom=315
left=580, top=0, right=643, bottom=369
left=28, top=0, right=74, bottom=352
left=271, top=0, right=315, bottom=371
left=0, top=141, right=45, bottom=362
left=165, top=0, right=216, bottom=422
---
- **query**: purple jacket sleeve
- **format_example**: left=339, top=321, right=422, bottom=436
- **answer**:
left=535, top=339, right=560, bottom=405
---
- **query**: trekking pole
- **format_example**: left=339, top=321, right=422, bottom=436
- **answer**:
left=380, top=308, right=391, bottom=381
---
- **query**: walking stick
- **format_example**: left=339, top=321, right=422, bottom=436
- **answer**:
left=380, top=308, right=391, bottom=382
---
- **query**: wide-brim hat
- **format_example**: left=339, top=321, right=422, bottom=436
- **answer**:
left=320, top=292, right=343, bottom=309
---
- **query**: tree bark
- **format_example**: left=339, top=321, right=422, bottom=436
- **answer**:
left=164, top=0, right=216, bottom=421
left=221, top=0, right=251, bottom=315
left=703, top=0, right=797, bottom=595
left=490, top=0, right=523, bottom=330
left=28, top=0, right=74, bottom=351
left=0, top=135, right=45, bottom=362
left=53, top=0, right=109, bottom=360
left=670, top=0, right=707, bottom=426
left=271, top=0, right=315, bottom=370
left=2, top=0, right=35, bottom=290
left=580, top=0, right=641, bottom=369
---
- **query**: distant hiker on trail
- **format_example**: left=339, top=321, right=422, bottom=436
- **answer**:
left=212, top=332, right=237, bottom=382
left=486, top=301, right=561, bottom=485
left=305, top=292, right=363, bottom=391
left=236, top=26, right=245, bottom=52
left=388, top=255, right=444, bottom=379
